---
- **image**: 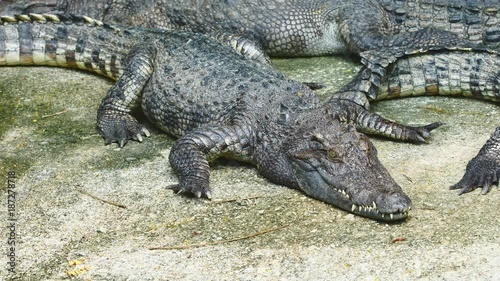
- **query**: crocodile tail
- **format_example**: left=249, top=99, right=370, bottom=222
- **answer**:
left=375, top=48, right=500, bottom=103
left=0, top=14, right=128, bottom=80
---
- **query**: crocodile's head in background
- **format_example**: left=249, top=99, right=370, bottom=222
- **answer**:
left=259, top=114, right=411, bottom=221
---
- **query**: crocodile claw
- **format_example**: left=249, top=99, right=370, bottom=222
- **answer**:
left=408, top=122, right=444, bottom=143
left=167, top=183, right=212, bottom=199
left=97, top=110, right=150, bottom=147
left=119, top=139, right=127, bottom=148
left=136, top=134, right=143, bottom=143
left=450, top=155, right=499, bottom=195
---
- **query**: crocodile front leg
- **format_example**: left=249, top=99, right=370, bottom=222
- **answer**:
left=451, top=127, right=500, bottom=195
left=97, top=47, right=155, bottom=147
left=326, top=98, right=442, bottom=143
left=168, top=125, right=254, bottom=199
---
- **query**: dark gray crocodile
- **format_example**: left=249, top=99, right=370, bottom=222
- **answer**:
left=2, top=14, right=445, bottom=221
left=337, top=48, right=500, bottom=194
left=2, top=0, right=499, bottom=59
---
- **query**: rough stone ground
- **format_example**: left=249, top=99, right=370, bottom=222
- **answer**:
left=0, top=55, right=499, bottom=281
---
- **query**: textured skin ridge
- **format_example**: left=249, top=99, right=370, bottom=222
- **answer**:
left=342, top=46, right=500, bottom=192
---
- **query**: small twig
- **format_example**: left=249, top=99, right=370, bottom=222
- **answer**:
left=402, top=174, right=414, bottom=184
left=210, top=196, right=262, bottom=204
left=391, top=237, right=407, bottom=243
left=42, top=109, right=68, bottom=119
left=75, top=188, right=127, bottom=209
left=149, top=224, right=290, bottom=250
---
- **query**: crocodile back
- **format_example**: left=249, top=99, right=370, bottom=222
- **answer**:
left=140, top=30, right=317, bottom=137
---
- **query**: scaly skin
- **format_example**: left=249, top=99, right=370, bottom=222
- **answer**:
left=335, top=47, right=500, bottom=193
left=1, top=14, right=444, bottom=221
left=382, top=49, right=499, bottom=194
left=450, top=127, right=500, bottom=195
left=1, top=0, right=499, bottom=58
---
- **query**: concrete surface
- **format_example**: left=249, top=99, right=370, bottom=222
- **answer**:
left=0, top=55, right=499, bottom=280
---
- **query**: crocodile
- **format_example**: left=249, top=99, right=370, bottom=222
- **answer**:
left=333, top=47, right=500, bottom=194
left=2, top=0, right=499, bottom=59
left=2, top=14, right=448, bottom=221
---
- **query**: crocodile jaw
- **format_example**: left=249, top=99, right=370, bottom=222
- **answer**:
left=292, top=158, right=412, bottom=221
left=286, top=123, right=412, bottom=221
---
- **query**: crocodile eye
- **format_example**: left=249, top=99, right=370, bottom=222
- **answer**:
left=327, top=149, right=338, bottom=160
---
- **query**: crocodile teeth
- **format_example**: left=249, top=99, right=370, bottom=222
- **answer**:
left=17, top=15, right=30, bottom=22
left=29, top=13, right=45, bottom=21
left=390, top=214, right=394, bottom=220
left=351, top=204, right=357, bottom=212
left=1, top=16, right=17, bottom=22
left=82, top=15, right=95, bottom=25
left=43, top=14, right=60, bottom=22
left=372, top=202, right=377, bottom=209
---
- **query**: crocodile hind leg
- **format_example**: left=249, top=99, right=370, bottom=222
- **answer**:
left=97, top=47, right=155, bottom=147
left=451, top=127, right=500, bottom=195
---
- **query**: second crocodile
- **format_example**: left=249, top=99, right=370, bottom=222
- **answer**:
left=3, top=0, right=499, bottom=58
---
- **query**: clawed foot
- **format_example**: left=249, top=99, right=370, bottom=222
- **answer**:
left=167, top=182, right=212, bottom=199
left=450, top=156, right=499, bottom=195
left=97, top=111, right=151, bottom=147
left=406, top=122, right=444, bottom=143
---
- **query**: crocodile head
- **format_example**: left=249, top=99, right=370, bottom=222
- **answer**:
left=258, top=114, right=411, bottom=221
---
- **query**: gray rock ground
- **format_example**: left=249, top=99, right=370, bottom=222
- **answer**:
left=0, top=55, right=499, bottom=280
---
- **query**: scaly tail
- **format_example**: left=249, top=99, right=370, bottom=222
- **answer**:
left=358, top=47, right=500, bottom=103
left=0, top=14, right=132, bottom=80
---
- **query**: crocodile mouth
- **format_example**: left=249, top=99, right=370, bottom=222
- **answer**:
left=330, top=186, right=411, bottom=221
left=291, top=158, right=412, bottom=221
